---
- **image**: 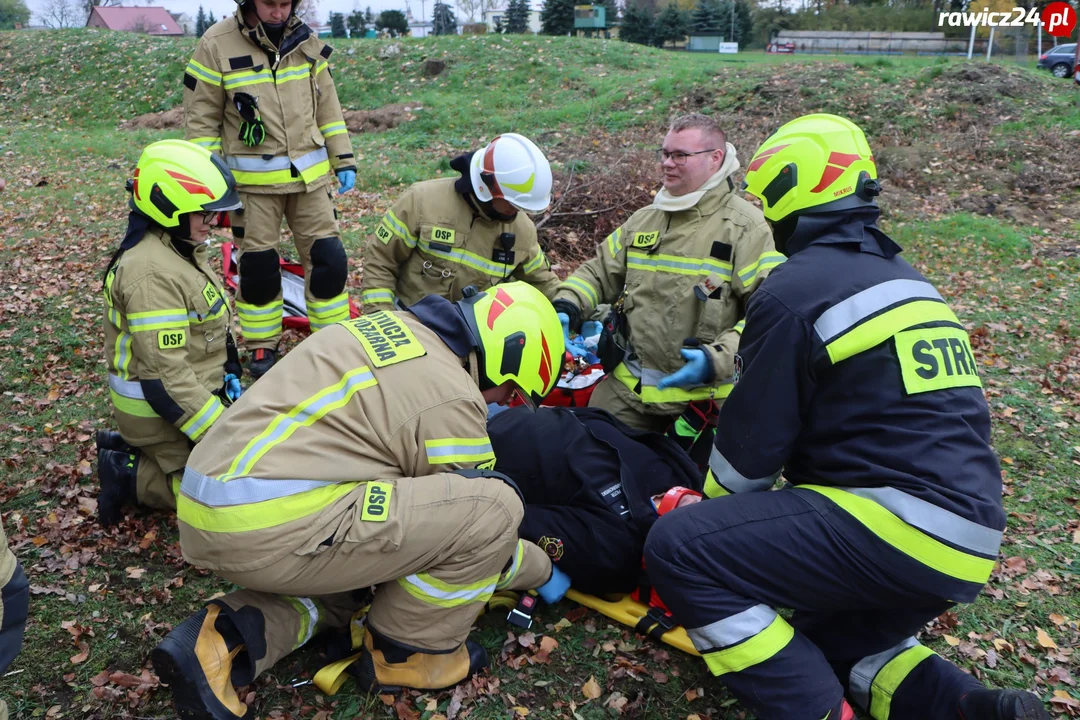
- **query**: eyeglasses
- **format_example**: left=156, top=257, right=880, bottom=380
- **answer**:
left=656, top=149, right=718, bottom=166
left=198, top=210, right=222, bottom=224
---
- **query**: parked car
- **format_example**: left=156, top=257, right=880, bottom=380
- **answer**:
left=1037, top=44, right=1076, bottom=78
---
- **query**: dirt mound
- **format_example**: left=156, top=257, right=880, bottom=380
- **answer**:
left=934, top=63, right=1036, bottom=103
left=342, top=104, right=422, bottom=133
left=118, top=107, right=183, bottom=130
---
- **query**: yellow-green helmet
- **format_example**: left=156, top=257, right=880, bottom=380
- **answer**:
left=130, top=139, right=241, bottom=228
left=457, top=282, right=564, bottom=407
left=743, top=114, right=880, bottom=223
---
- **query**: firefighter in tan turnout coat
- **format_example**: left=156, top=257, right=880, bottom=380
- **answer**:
left=152, top=282, right=573, bottom=720
left=360, top=133, right=560, bottom=312
left=96, top=140, right=244, bottom=527
left=183, top=0, right=356, bottom=378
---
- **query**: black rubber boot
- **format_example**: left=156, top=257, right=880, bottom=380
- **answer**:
left=152, top=603, right=254, bottom=720
left=353, top=625, right=489, bottom=694
left=958, top=689, right=1050, bottom=720
left=248, top=348, right=277, bottom=380
left=97, top=448, right=138, bottom=527
left=95, top=429, right=134, bottom=454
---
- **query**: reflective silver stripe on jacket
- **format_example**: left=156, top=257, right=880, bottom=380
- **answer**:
left=848, top=637, right=920, bottom=711
left=814, top=279, right=943, bottom=342
left=843, top=486, right=1002, bottom=556
left=686, top=604, right=777, bottom=651
left=226, top=155, right=292, bottom=172
left=293, top=148, right=329, bottom=172
left=708, top=446, right=779, bottom=493
left=181, top=467, right=339, bottom=507
left=109, top=373, right=146, bottom=399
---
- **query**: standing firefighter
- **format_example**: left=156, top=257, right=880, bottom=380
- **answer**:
left=552, top=114, right=781, bottom=432
left=152, top=282, right=572, bottom=720
left=184, top=0, right=356, bottom=378
left=360, top=133, right=560, bottom=311
left=644, top=115, right=1048, bottom=720
left=97, top=140, right=244, bottom=527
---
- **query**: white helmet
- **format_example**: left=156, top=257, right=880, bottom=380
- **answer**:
left=469, top=133, right=553, bottom=213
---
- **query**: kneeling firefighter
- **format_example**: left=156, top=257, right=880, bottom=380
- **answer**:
left=644, top=115, right=1048, bottom=720
left=152, top=282, right=572, bottom=720
left=97, top=139, right=244, bottom=527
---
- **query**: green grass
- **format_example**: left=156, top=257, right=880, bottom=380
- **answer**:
left=1, top=28, right=1079, bottom=720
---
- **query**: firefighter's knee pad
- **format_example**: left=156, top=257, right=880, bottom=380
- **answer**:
left=239, top=249, right=281, bottom=305
left=451, top=468, right=524, bottom=506
left=309, top=236, right=348, bottom=299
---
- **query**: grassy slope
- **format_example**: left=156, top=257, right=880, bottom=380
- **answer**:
left=0, top=29, right=1078, bottom=720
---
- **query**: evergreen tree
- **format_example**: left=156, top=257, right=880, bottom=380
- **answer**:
left=330, top=10, right=347, bottom=36
left=505, top=0, right=530, bottom=32
left=494, top=15, right=505, bottom=32
left=364, top=6, right=375, bottom=27
left=207, top=9, right=216, bottom=24
left=652, top=1, right=688, bottom=46
left=376, top=8, right=408, bottom=35
left=539, top=0, right=574, bottom=35
left=690, top=0, right=721, bottom=33
left=195, top=4, right=207, bottom=36
left=346, top=9, right=366, bottom=35
left=432, top=0, right=456, bottom=34
left=619, top=2, right=653, bottom=44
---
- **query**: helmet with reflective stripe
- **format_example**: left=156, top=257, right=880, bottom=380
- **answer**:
left=469, top=133, right=553, bottom=213
left=457, top=282, right=563, bottom=407
left=131, top=139, right=242, bottom=228
left=743, top=114, right=880, bottom=223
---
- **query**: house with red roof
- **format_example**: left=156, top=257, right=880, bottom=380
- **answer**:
left=86, top=6, right=185, bottom=36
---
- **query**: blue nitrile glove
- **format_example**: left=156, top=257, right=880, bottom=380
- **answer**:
left=656, top=348, right=712, bottom=390
left=536, top=565, right=571, bottom=604
left=224, top=373, right=243, bottom=402
left=337, top=169, right=356, bottom=195
left=558, top=312, right=589, bottom=359
left=579, top=320, right=602, bottom=351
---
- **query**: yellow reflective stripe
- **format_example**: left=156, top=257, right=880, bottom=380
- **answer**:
left=109, top=389, right=158, bottom=418
left=425, top=437, right=496, bottom=465
left=237, top=301, right=283, bottom=339
left=191, top=136, right=222, bottom=152
left=606, top=227, right=624, bottom=258
left=733, top=319, right=746, bottom=334
left=308, top=294, right=350, bottom=330
left=284, top=596, right=321, bottom=649
left=627, top=250, right=733, bottom=278
left=222, top=68, right=273, bottom=89
left=703, top=469, right=731, bottom=499
left=522, top=249, right=547, bottom=274
left=397, top=571, right=498, bottom=609
left=274, top=64, right=311, bottom=85
left=381, top=210, right=417, bottom=247
left=561, top=276, right=598, bottom=308
left=298, top=159, right=331, bottom=185
left=186, top=58, right=222, bottom=86
left=825, top=300, right=961, bottom=364
left=113, top=332, right=134, bottom=379
left=496, top=540, right=526, bottom=590
left=180, top=396, right=224, bottom=441
left=319, top=121, right=347, bottom=139
left=737, top=250, right=786, bottom=285
left=315, top=60, right=329, bottom=76
left=613, top=363, right=733, bottom=404
left=800, top=485, right=996, bottom=584
left=231, top=168, right=295, bottom=185
left=418, top=237, right=513, bottom=277
left=221, top=367, right=378, bottom=481
left=361, top=288, right=396, bottom=304
left=127, top=308, right=189, bottom=332
left=701, top=614, right=794, bottom=677
left=869, top=645, right=937, bottom=720
left=178, top=481, right=358, bottom=533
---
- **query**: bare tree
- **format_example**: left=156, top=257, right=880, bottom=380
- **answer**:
left=82, top=0, right=123, bottom=18
left=40, top=0, right=80, bottom=27
left=129, top=13, right=150, bottom=31
left=455, top=0, right=497, bottom=23
left=297, top=0, right=321, bottom=25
